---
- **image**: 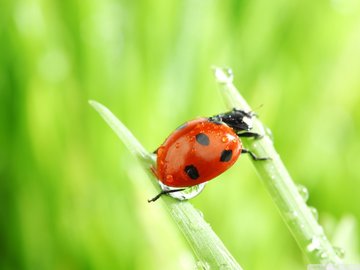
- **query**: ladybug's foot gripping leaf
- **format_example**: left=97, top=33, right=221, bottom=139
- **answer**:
left=241, top=148, right=270, bottom=161
left=236, top=131, right=264, bottom=140
left=148, top=188, right=186, bottom=203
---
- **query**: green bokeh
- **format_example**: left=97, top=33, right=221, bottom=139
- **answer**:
left=1, top=0, right=360, bottom=269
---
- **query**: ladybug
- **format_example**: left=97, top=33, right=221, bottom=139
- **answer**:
left=148, top=109, right=268, bottom=202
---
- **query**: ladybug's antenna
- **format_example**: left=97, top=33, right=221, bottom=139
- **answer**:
left=209, top=109, right=253, bottom=133
left=252, top=104, right=264, bottom=112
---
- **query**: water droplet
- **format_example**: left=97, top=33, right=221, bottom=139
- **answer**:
left=157, top=147, right=164, bottom=155
left=288, top=210, right=299, bottom=219
left=307, top=237, right=321, bottom=252
left=265, top=126, right=274, bottom=142
left=286, top=211, right=305, bottom=229
left=213, top=67, right=234, bottom=84
left=308, top=206, right=319, bottom=220
left=297, top=184, right=309, bottom=202
left=221, top=136, right=228, bottom=143
left=320, top=251, right=328, bottom=259
left=334, top=246, right=345, bottom=259
left=197, top=209, right=204, bottom=218
left=166, top=175, right=174, bottom=183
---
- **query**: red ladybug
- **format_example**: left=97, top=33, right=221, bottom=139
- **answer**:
left=149, top=109, right=267, bottom=202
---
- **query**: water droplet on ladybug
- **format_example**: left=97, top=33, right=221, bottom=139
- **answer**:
left=221, top=136, right=228, bottom=143
left=166, top=175, right=174, bottom=183
left=157, top=147, right=164, bottom=155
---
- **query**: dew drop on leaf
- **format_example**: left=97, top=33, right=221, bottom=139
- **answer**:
left=333, top=246, right=345, bottom=259
left=213, top=67, right=234, bottom=84
left=297, top=184, right=309, bottom=202
left=307, top=237, right=321, bottom=252
left=320, top=251, right=328, bottom=259
left=308, top=206, right=319, bottom=221
left=265, top=125, right=274, bottom=142
left=197, top=209, right=204, bottom=218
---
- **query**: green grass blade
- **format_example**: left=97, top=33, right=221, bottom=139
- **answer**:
left=89, top=100, right=243, bottom=270
left=213, top=67, right=343, bottom=264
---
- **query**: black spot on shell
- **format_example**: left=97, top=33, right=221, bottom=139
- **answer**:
left=184, top=165, right=199, bottom=180
left=195, top=133, right=210, bottom=146
left=176, top=122, right=188, bottom=130
left=220, top=150, right=233, bottom=162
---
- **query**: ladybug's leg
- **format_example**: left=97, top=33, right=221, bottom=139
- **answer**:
left=236, top=131, right=263, bottom=139
left=242, top=148, right=269, bottom=161
left=148, top=188, right=185, bottom=203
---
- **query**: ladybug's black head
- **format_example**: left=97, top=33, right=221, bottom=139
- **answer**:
left=209, top=109, right=253, bottom=132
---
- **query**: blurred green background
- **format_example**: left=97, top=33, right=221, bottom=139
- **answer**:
left=1, top=0, right=360, bottom=269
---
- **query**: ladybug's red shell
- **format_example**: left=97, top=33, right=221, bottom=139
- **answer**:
left=155, top=118, right=242, bottom=188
